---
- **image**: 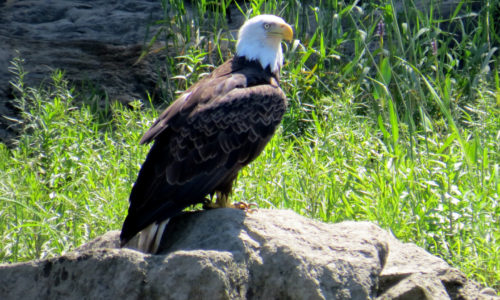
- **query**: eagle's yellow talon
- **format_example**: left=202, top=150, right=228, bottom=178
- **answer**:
left=232, top=201, right=259, bottom=212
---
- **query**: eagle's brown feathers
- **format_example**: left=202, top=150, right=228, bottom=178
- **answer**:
left=120, top=15, right=292, bottom=253
left=120, top=58, right=287, bottom=248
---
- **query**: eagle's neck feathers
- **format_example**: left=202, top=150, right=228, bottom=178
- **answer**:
left=236, top=37, right=283, bottom=73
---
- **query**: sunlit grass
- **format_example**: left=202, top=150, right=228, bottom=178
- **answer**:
left=0, top=60, right=156, bottom=261
left=1, top=0, right=499, bottom=290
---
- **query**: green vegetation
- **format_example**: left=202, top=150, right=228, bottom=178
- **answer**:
left=1, top=0, right=498, bottom=290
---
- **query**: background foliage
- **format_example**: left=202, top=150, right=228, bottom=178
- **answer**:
left=1, top=0, right=498, bottom=290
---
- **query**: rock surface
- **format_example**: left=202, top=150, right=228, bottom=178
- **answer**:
left=0, top=209, right=497, bottom=300
left=0, top=0, right=168, bottom=143
left=0, top=0, right=248, bottom=144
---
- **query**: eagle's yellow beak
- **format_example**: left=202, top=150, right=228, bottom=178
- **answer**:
left=277, top=23, right=294, bottom=42
left=267, top=22, right=293, bottom=42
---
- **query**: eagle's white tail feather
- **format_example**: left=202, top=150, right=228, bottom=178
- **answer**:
left=140, top=222, right=158, bottom=252
left=124, top=219, right=170, bottom=253
left=152, top=219, right=169, bottom=253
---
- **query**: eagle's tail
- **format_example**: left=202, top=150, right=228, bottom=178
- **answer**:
left=122, top=219, right=170, bottom=254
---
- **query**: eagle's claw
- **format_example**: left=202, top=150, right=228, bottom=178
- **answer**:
left=232, top=201, right=258, bottom=212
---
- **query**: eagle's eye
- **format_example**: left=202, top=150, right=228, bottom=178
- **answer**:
left=263, top=23, right=271, bottom=30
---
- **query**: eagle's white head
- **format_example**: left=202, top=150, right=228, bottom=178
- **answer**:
left=236, top=14, right=293, bottom=73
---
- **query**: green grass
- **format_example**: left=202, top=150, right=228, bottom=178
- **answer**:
left=1, top=0, right=499, bottom=290
left=0, top=62, right=152, bottom=260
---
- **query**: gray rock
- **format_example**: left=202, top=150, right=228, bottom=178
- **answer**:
left=158, top=209, right=388, bottom=299
left=377, top=273, right=450, bottom=300
left=0, top=0, right=167, bottom=143
left=0, top=209, right=497, bottom=300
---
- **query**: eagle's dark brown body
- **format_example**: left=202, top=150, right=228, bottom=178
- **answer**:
left=120, top=56, right=287, bottom=247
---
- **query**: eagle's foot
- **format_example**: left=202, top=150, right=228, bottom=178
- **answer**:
left=232, top=201, right=258, bottom=213
left=202, top=193, right=258, bottom=212
left=203, top=192, right=233, bottom=209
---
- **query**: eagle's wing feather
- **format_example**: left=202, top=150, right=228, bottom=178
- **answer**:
left=120, top=67, right=286, bottom=245
left=139, top=60, right=238, bottom=145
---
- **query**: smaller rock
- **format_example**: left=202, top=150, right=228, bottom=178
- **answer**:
left=74, top=230, right=121, bottom=252
left=377, top=273, right=450, bottom=300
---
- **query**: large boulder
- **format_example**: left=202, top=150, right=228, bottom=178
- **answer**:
left=0, top=209, right=496, bottom=299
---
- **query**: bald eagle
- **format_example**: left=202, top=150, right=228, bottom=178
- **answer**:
left=120, top=15, right=293, bottom=253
